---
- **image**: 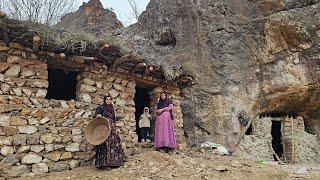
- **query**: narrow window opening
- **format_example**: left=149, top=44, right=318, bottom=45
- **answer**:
left=46, top=68, right=79, bottom=100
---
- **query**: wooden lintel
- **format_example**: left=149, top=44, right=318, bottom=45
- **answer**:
left=46, top=58, right=84, bottom=72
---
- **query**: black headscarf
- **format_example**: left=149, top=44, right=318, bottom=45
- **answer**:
left=103, top=95, right=115, bottom=120
left=157, top=92, right=174, bottom=119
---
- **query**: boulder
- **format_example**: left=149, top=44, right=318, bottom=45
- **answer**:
left=126, top=100, right=135, bottom=106
left=0, top=63, right=9, bottom=73
left=74, top=110, right=85, bottom=119
left=18, top=126, right=38, bottom=134
left=17, top=145, right=31, bottom=153
left=1, top=146, right=14, bottom=156
left=65, top=143, right=80, bottom=152
left=13, top=134, right=27, bottom=145
left=39, top=117, right=50, bottom=124
left=83, top=78, right=95, bottom=86
left=0, top=136, right=12, bottom=145
left=40, top=134, right=57, bottom=144
left=1, top=83, right=10, bottom=93
left=53, top=144, right=65, bottom=151
left=4, top=65, right=20, bottom=77
left=33, top=80, right=48, bottom=88
left=2, top=126, right=18, bottom=136
left=69, top=160, right=79, bottom=170
left=60, top=101, right=69, bottom=109
left=82, top=111, right=92, bottom=118
left=30, top=145, right=45, bottom=153
left=32, top=163, right=49, bottom=174
left=30, top=98, right=42, bottom=108
left=115, top=98, right=126, bottom=107
left=12, top=87, right=22, bottom=96
left=10, top=116, right=28, bottom=126
left=0, top=73, right=4, bottom=82
left=60, top=152, right=73, bottom=160
left=49, top=162, right=69, bottom=172
left=22, top=88, right=32, bottom=97
left=62, top=119, right=74, bottom=126
left=0, top=115, right=10, bottom=126
left=2, top=165, right=30, bottom=178
left=80, top=84, right=97, bottom=93
left=108, top=89, right=119, bottom=98
left=127, top=81, right=136, bottom=88
left=113, top=84, right=125, bottom=91
left=27, top=134, right=40, bottom=145
left=48, top=126, right=59, bottom=134
left=72, top=128, right=82, bottom=135
left=96, top=81, right=102, bottom=88
left=21, top=154, right=42, bottom=164
left=21, top=70, right=35, bottom=77
left=7, top=56, right=21, bottom=63
left=35, top=89, right=47, bottom=98
left=28, top=118, right=38, bottom=125
left=43, top=151, right=61, bottom=161
left=4, top=156, right=19, bottom=166
left=72, top=135, right=83, bottom=143
left=45, top=144, right=54, bottom=152
left=82, top=93, right=92, bottom=103
left=103, top=82, right=112, bottom=90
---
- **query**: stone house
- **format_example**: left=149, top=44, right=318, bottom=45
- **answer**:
left=233, top=114, right=320, bottom=164
left=0, top=16, right=194, bottom=177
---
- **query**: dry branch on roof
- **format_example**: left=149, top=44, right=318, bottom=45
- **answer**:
left=0, top=14, right=195, bottom=87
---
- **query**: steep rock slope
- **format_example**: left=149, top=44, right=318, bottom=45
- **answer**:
left=57, top=0, right=123, bottom=36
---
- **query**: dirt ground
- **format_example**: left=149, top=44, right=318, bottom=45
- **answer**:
left=16, top=147, right=320, bottom=180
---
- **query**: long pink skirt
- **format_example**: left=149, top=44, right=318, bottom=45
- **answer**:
left=154, top=111, right=177, bottom=149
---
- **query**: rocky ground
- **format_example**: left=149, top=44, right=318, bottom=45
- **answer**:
left=14, top=147, right=320, bottom=180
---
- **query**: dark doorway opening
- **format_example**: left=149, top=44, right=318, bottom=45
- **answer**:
left=134, top=86, right=152, bottom=142
left=271, top=121, right=283, bottom=161
left=46, top=68, right=79, bottom=100
left=245, top=124, right=253, bottom=135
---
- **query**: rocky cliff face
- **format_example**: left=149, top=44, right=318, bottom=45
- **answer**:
left=121, top=0, right=320, bottom=145
left=58, top=0, right=320, bottom=146
left=56, top=0, right=123, bottom=36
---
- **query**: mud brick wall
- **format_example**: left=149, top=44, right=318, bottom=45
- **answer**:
left=0, top=41, right=186, bottom=178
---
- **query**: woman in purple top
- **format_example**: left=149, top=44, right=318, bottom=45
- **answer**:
left=154, top=92, right=177, bottom=152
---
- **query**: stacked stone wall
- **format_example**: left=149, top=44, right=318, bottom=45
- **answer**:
left=0, top=41, right=185, bottom=178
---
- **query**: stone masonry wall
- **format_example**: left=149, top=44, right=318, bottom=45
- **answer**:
left=233, top=116, right=320, bottom=163
left=0, top=41, right=185, bottom=178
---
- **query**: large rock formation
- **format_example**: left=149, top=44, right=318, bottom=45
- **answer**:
left=119, top=0, right=320, bottom=146
left=58, top=0, right=320, bottom=150
left=56, top=0, right=123, bottom=36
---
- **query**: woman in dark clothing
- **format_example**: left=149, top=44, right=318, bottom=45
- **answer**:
left=94, top=95, right=125, bottom=169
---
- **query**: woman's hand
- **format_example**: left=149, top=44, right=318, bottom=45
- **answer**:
left=156, top=109, right=163, bottom=115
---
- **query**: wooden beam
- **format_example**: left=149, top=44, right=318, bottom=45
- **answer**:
left=131, top=62, right=147, bottom=74
left=46, top=58, right=84, bottom=72
left=229, top=118, right=252, bottom=155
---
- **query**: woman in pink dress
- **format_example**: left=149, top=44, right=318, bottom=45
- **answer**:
left=154, top=92, right=177, bottom=152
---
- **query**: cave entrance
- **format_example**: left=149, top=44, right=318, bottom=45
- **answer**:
left=46, top=68, right=79, bottom=100
left=271, top=120, right=283, bottom=161
left=134, top=85, right=153, bottom=142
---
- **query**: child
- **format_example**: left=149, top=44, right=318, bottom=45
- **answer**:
left=139, top=107, right=151, bottom=143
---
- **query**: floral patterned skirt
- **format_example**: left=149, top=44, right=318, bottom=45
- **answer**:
left=95, top=126, right=125, bottom=168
